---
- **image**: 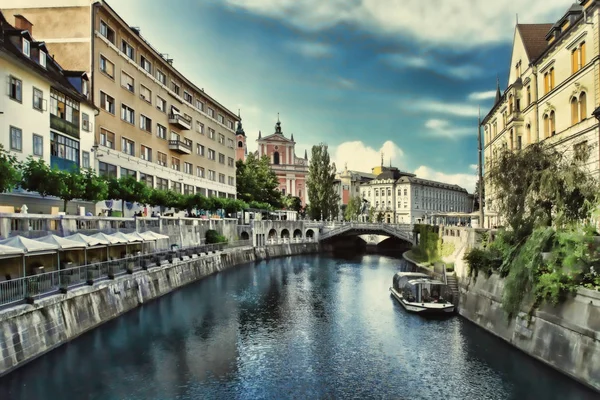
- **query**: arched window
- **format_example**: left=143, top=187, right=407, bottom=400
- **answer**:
left=571, top=97, right=579, bottom=125
left=508, top=94, right=514, bottom=113
left=543, top=114, right=549, bottom=138
left=549, top=111, right=556, bottom=136
left=509, top=129, right=514, bottom=150
left=238, top=141, right=243, bottom=148
left=579, top=92, right=587, bottom=122
left=526, top=124, right=531, bottom=145
left=273, top=151, right=280, bottom=165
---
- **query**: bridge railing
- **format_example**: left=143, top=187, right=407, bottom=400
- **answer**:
left=319, top=222, right=414, bottom=242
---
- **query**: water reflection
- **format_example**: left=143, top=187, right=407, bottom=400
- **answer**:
left=0, top=255, right=597, bottom=399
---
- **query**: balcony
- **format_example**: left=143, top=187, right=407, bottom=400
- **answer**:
left=168, top=114, right=192, bottom=130
left=51, top=155, right=79, bottom=172
left=50, top=114, right=80, bottom=139
left=168, top=139, right=192, bottom=155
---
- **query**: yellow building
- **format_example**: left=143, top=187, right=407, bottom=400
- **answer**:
left=482, top=0, right=600, bottom=227
left=1, top=0, right=240, bottom=215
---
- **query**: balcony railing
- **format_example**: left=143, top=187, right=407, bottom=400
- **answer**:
left=51, top=155, right=79, bottom=172
left=168, top=114, right=192, bottom=130
left=50, top=114, right=80, bottom=139
left=168, top=139, right=192, bottom=155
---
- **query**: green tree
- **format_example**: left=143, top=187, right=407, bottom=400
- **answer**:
left=282, top=195, right=302, bottom=212
left=107, top=175, right=150, bottom=216
left=20, top=158, right=58, bottom=198
left=0, top=144, right=20, bottom=193
left=80, top=169, right=108, bottom=205
left=236, top=153, right=281, bottom=207
left=306, top=143, right=339, bottom=220
left=344, top=196, right=362, bottom=221
left=54, top=170, right=86, bottom=212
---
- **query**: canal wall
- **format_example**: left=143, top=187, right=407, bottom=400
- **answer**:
left=0, top=242, right=319, bottom=377
left=458, top=274, right=600, bottom=392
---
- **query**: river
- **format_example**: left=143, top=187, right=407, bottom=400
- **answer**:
left=0, top=254, right=597, bottom=399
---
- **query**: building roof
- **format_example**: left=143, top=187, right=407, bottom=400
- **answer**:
left=517, top=24, right=554, bottom=61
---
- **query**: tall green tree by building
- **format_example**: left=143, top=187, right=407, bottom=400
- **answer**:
left=236, top=153, right=282, bottom=208
left=307, top=143, right=339, bottom=220
left=344, top=196, right=362, bottom=221
left=0, top=145, right=20, bottom=193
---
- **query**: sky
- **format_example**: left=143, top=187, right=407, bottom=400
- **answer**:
left=110, top=0, right=571, bottom=192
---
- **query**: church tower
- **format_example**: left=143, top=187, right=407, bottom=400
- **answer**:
left=235, top=110, right=247, bottom=162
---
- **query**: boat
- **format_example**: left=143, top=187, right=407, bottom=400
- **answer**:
left=389, top=272, right=455, bottom=314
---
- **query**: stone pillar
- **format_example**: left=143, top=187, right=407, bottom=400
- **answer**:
left=291, top=178, right=296, bottom=196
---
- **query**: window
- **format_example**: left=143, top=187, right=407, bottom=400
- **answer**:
left=51, top=132, right=79, bottom=164
left=82, top=151, right=90, bottom=169
left=208, top=149, right=215, bottom=160
left=33, top=134, right=43, bottom=156
left=208, top=128, right=215, bottom=140
left=140, top=173, right=153, bottom=188
left=50, top=89, right=80, bottom=126
left=184, top=91, right=193, bottom=103
left=228, top=157, right=234, bottom=167
left=171, top=81, right=180, bottom=95
left=171, top=181, right=182, bottom=193
left=218, top=153, right=225, bottom=164
left=580, top=42, right=586, bottom=69
left=121, top=71, right=134, bottom=92
left=140, top=115, right=152, bottom=133
left=571, top=96, right=579, bottom=125
left=156, top=69, right=166, bottom=85
left=140, top=145, right=152, bottom=162
left=572, top=48, right=579, bottom=74
left=22, top=38, right=30, bottom=57
left=33, top=87, right=44, bottom=111
left=197, top=166, right=205, bottom=178
left=157, top=124, right=167, bottom=140
left=228, top=176, right=235, bottom=186
left=100, top=21, right=115, bottom=43
left=82, top=113, right=91, bottom=132
left=516, top=135, right=522, bottom=150
left=122, top=137, right=135, bottom=156
left=197, top=121, right=204, bottom=134
left=100, top=128, right=115, bottom=149
left=580, top=92, right=587, bottom=122
left=156, top=177, right=168, bottom=190
left=574, top=141, right=589, bottom=162
left=140, top=56, right=152, bottom=74
left=228, top=139, right=234, bottom=148
left=184, top=184, right=194, bottom=195
left=208, top=107, right=215, bottom=118
left=39, top=51, right=47, bottom=68
left=121, top=104, right=135, bottom=124
left=219, top=173, right=225, bottom=184
left=99, top=162, right=117, bottom=178
left=9, top=76, right=22, bottom=102
left=140, top=85, right=151, bottom=103
left=121, top=167, right=136, bottom=178
left=228, top=120, right=234, bottom=130
left=121, top=40, right=134, bottom=60
left=404, top=189, right=407, bottom=196
left=100, top=91, right=115, bottom=114
left=527, top=86, right=531, bottom=106
left=185, top=138, right=193, bottom=148
left=208, top=170, right=216, bottom=181
left=99, top=55, right=114, bottom=78
left=156, top=96, right=166, bottom=112
left=196, top=144, right=205, bottom=156
left=171, top=157, right=180, bottom=171
left=550, top=68, right=555, bottom=91
left=549, top=111, right=556, bottom=136
left=218, top=133, right=225, bottom=144
left=184, top=162, right=193, bottom=174
left=157, top=152, right=167, bottom=167
left=218, top=114, right=224, bottom=124
left=171, top=131, right=180, bottom=142
left=273, top=152, right=280, bottom=165
left=195, top=99, right=204, bottom=111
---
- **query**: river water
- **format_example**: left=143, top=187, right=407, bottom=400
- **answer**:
left=0, top=254, right=597, bottom=399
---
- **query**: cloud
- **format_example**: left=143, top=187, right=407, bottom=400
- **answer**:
left=424, top=119, right=473, bottom=138
left=332, top=140, right=405, bottom=173
left=468, top=91, right=497, bottom=101
left=414, top=165, right=477, bottom=193
left=287, top=40, right=333, bottom=58
left=469, top=164, right=478, bottom=171
left=337, top=78, right=356, bottom=89
left=382, top=54, right=483, bottom=80
left=223, top=0, right=567, bottom=48
left=403, top=99, right=479, bottom=118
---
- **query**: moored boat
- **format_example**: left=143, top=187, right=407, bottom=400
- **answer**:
left=389, top=272, right=455, bottom=314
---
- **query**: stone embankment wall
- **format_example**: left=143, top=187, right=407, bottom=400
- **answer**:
left=0, top=242, right=318, bottom=376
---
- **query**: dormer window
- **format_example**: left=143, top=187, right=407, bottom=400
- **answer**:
left=39, top=51, right=47, bottom=68
left=22, top=38, right=30, bottom=57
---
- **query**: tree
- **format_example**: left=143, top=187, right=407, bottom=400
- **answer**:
left=53, top=170, right=86, bottom=212
left=282, top=195, right=302, bottom=213
left=344, top=196, right=362, bottom=221
left=80, top=169, right=108, bottom=205
left=20, top=158, right=58, bottom=198
left=0, top=144, right=20, bottom=193
left=106, top=175, right=150, bottom=216
left=306, top=143, right=339, bottom=220
left=236, top=153, right=281, bottom=207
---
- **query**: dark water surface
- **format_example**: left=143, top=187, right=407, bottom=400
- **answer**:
left=0, top=254, right=597, bottom=399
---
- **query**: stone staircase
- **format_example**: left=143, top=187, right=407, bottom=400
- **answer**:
left=446, top=274, right=460, bottom=306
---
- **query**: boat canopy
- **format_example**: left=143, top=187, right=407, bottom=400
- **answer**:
left=393, top=272, right=430, bottom=291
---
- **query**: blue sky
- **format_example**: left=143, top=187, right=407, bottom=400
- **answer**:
left=111, top=0, right=570, bottom=192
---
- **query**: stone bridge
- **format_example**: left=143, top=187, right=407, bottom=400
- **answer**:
left=319, top=222, right=414, bottom=245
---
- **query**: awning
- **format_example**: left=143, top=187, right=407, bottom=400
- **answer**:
left=35, top=234, right=87, bottom=250
left=0, top=236, right=59, bottom=254
left=139, top=231, right=170, bottom=241
left=90, top=232, right=128, bottom=245
left=0, top=244, right=25, bottom=257
left=110, top=232, right=142, bottom=243
left=64, top=233, right=109, bottom=247
left=125, top=232, right=149, bottom=242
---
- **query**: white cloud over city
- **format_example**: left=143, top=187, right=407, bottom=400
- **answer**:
left=403, top=99, right=480, bottom=118
left=332, top=140, right=405, bottom=173
left=382, top=54, right=484, bottom=80
left=414, top=165, right=478, bottom=193
left=424, top=119, right=474, bottom=138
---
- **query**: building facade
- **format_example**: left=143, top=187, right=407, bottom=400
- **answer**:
left=333, top=164, right=375, bottom=209
left=255, top=118, right=309, bottom=205
left=482, top=0, right=600, bottom=227
left=359, top=165, right=471, bottom=224
left=2, top=0, right=241, bottom=214
left=0, top=12, right=96, bottom=214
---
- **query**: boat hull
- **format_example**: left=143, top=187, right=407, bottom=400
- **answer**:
left=389, top=288, right=455, bottom=314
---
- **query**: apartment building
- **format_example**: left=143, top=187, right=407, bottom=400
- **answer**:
left=0, top=12, right=96, bottom=214
left=482, top=0, right=600, bottom=227
left=2, top=1, right=240, bottom=213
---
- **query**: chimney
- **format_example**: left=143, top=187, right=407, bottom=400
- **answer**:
left=14, top=15, right=33, bottom=35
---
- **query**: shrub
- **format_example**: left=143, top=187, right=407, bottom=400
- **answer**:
left=205, top=229, right=227, bottom=244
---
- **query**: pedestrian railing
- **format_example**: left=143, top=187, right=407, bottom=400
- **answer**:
left=0, top=240, right=252, bottom=308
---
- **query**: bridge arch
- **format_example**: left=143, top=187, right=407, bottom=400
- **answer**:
left=305, top=229, right=315, bottom=239
left=240, top=231, right=250, bottom=240
left=293, top=229, right=302, bottom=239
left=281, top=229, right=290, bottom=239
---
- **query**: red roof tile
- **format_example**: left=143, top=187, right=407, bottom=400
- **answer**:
left=517, top=24, right=554, bottom=61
